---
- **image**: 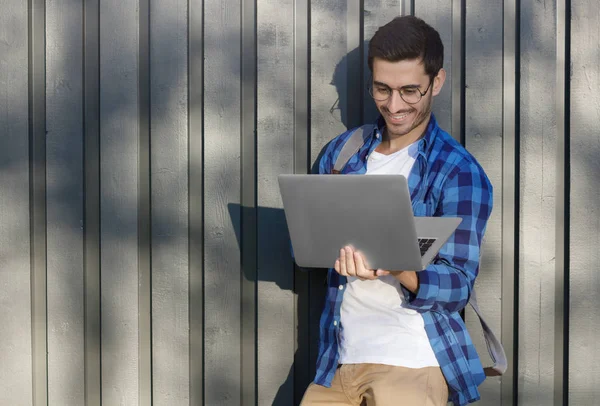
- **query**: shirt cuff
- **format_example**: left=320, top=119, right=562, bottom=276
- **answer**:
left=405, top=268, right=440, bottom=311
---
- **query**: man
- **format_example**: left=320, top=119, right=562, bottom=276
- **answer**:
left=300, top=16, right=493, bottom=406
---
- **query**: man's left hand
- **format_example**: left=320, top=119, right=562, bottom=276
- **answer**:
left=334, top=246, right=390, bottom=281
left=334, top=246, right=419, bottom=293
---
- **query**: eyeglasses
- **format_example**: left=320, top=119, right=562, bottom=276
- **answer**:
left=368, top=78, right=434, bottom=104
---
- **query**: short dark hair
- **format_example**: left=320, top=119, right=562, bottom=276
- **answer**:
left=368, top=16, right=444, bottom=78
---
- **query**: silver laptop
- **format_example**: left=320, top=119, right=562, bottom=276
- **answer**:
left=278, top=174, right=461, bottom=271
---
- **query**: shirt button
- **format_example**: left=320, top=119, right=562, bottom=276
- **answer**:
left=333, top=321, right=338, bottom=326
left=338, top=285, right=344, bottom=290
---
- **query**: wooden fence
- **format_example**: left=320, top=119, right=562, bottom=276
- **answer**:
left=0, top=0, right=598, bottom=405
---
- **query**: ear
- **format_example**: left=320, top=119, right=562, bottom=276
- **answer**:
left=432, top=68, right=446, bottom=96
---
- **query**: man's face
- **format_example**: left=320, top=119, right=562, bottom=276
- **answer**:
left=371, top=57, right=444, bottom=140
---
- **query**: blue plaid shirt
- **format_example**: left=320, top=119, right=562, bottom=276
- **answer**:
left=312, top=115, right=493, bottom=405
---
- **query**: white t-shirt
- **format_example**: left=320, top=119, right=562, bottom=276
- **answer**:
left=338, top=142, right=439, bottom=368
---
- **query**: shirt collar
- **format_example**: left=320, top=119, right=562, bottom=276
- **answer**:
left=373, top=113, right=439, bottom=158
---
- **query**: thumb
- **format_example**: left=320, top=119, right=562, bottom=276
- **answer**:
left=375, top=269, right=390, bottom=276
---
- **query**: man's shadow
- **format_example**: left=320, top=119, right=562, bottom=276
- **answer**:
left=226, top=157, right=328, bottom=404
left=230, top=42, right=376, bottom=405
left=228, top=199, right=326, bottom=405
left=327, top=40, right=379, bottom=131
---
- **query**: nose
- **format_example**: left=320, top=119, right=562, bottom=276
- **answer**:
left=386, top=89, right=410, bottom=113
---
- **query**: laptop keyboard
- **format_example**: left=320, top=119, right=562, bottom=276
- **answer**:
left=418, top=238, right=437, bottom=256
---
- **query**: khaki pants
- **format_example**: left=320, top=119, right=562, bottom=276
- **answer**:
left=300, top=364, right=448, bottom=406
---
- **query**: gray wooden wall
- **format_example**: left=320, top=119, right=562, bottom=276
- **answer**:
left=0, top=1, right=596, bottom=405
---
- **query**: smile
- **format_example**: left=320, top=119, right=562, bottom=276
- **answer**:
left=388, top=112, right=411, bottom=122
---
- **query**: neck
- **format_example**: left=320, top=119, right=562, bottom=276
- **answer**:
left=380, top=115, right=431, bottom=154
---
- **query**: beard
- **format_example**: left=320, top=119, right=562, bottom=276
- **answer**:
left=383, top=93, right=433, bottom=139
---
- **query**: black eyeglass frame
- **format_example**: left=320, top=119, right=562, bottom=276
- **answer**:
left=368, top=77, right=435, bottom=105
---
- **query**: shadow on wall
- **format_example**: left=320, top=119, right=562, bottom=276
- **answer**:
left=228, top=200, right=325, bottom=405
left=329, top=40, right=380, bottom=130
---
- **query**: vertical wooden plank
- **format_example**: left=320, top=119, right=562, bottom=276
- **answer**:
left=293, top=0, right=311, bottom=400
left=138, top=0, right=152, bottom=404
left=46, top=1, right=85, bottom=404
left=188, top=0, right=205, bottom=403
left=150, top=0, right=189, bottom=405
left=204, top=0, right=242, bottom=403
left=311, top=0, right=349, bottom=149
left=451, top=0, right=465, bottom=145
left=519, top=0, right=557, bottom=404
left=402, top=0, right=413, bottom=16
left=554, top=1, right=570, bottom=405
left=293, top=0, right=310, bottom=175
left=569, top=1, right=600, bottom=404
left=83, top=0, right=102, bottom=404
left=501, top=1, right=518, bottom=404
left=464, top=0, right=503, bottom=404
left=100, top=0, right=139, bottom=404
left=414, top=1, right=453, bottom=134
left=346, top=0, right=363, bottom=129
left=28, top=0, right=48, bottom=404
left=241, top=0, right=258, bottom=403
left=256, top=0, right=295, bottom=404
left=0, top=1, right=33, bottom=404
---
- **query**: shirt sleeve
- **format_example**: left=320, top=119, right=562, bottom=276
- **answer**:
left=316, top=139, right=337, bottom=175
left=403, top=163, right=493, bottom=314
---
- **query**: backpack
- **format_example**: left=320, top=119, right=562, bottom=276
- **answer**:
left=332, top=125, right=507, bottom=377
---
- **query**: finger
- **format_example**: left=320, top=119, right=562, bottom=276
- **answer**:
left=353, top=251, right=367, bottom=280
left=361, top=254, right=372, bottom=272
left=338, top=248, right=348, bottom=276
left=353, top=251, right=370, bottom=279
left=375, top=269, right=390, bottom=277
left=334, top=259, right=341, bottom=274
left=345, top=246, right=356, bottom=276
left=362, top=257, right=380, bottom=280
left=354, top=251, right=378, bottom=280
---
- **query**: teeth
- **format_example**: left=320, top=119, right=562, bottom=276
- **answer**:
left=391, top=113, right=409, bottom=120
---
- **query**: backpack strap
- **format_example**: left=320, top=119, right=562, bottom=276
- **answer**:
left=332, top=125, right=374, bottom=174
left=331, top=127, right=508, bottom=377
left=468, top=289, right=508, bottom=376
